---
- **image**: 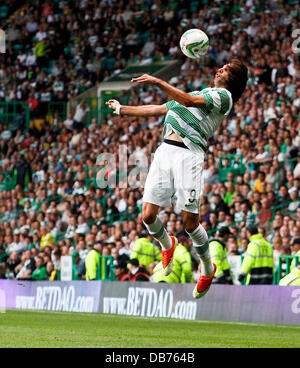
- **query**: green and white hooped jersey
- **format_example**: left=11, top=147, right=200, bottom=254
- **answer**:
left=163, top=88, right=233, bottom=155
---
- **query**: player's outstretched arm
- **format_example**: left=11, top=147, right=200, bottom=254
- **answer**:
left=131, top=74, right=206, bottom=108
left=106, top=99, right=167, bottom=117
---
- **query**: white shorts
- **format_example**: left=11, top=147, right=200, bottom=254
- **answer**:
left=143, top=142, right=205, bottom=214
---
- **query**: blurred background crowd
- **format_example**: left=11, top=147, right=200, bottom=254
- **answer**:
left=0, top=0, right=299, bottom=283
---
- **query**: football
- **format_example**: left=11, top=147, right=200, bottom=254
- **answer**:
left=180, top=28, right=209, bottom=59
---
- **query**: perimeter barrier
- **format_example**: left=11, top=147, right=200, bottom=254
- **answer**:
left=0, top=280, right=299, bottom=325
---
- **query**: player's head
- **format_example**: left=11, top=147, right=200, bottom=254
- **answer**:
left=214, top=58, right=248, bottom=102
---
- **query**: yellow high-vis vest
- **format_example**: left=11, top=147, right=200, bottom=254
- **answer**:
left=85, top=249, right=100, bottom=280
left=152, top=244, right=193, bottom=283
left=209, top=239, right=233, bottom=284
left=241, top=233, right=274, bottom=285
left=130, top=237, right=162, bottom=271
left=279, top=266, right=300, bottom=286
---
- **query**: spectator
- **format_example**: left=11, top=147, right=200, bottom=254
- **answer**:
left=211, top=194, right=229, bottom=215
left=254, top=172, right=266, bottom=193
left=105, top=198, right=120, bottom=223
left=290, top=238, right=300, bottom=270
left=228, top=236, right=240, bottom=256
left=71, top=250, right=84, bottom=279
left=75, top=215, right=90, bottom=235
left=30, top=256, right=47, bottom=280
left=15, top=249, right=35, bottom=280
left=272, top=236, right=283, bottom=270
left=13, top=154, right=32, bottom=189
left=46, top=261, right=58, bottom=281
left=25, top=93, right=39, bottom=117
left=276, top=185, right=291, bottom=207
left=239, top=237, right=249, bottom=255
left=40, top=226, right=55, bottom=248
left=73, top=100, right=89, bottom=131
left=128, top=258, right=149, bottom=282
left=114, top=259, right=130, bottom=281
left=258, top=197, right=272, bottom=224
left=51, top=248, right=61, bottom=270
left=63, top=114, right=74, bottom=131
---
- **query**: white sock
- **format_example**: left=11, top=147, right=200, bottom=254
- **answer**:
left=187, top=224, right=214, bottom=277
left=143, top=217, right=172, bottom=251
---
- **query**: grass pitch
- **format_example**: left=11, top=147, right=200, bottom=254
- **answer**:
left=0, top=309, right=299, bottom=348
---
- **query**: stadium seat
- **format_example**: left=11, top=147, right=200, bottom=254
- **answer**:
left=140, top=32, right=151, bottom=44
left=13, top=44, right=23, bottom=52
left=218, top=154, right=246, bottom=181
left=104, top=57, right=116, bottom=71
left=190, top=1, right=199, bottom=12
left=0, top=6, right=8, bottom=19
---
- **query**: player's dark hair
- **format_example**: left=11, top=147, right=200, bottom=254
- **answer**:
left=225, top=58, right=248, bottom=103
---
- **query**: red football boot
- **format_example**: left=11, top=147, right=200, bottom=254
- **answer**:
left=193, top=263, right=216, bottom=299
left=161, top=236, right=178, bottom=276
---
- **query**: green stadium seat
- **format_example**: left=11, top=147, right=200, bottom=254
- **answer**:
left=105, top=57, right=116, bottom=71
left=178, top=7, right=188, bottom=17
left=0, top=6, right=8, bottom=19
left=13, top=44, right=23, bottom=52
left=190, top=1, right=199, bottom=12
left=169, top=1, right=178, bottom=10
left=218, top=154, right=246, bottom=181
left=140, top=32, right=151, bottom=44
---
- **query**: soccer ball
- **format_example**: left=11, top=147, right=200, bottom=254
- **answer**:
left=180, top=29, right=209, bottom=59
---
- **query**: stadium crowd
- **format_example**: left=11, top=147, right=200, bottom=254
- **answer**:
left=0, top=0, right=299, bottom=282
